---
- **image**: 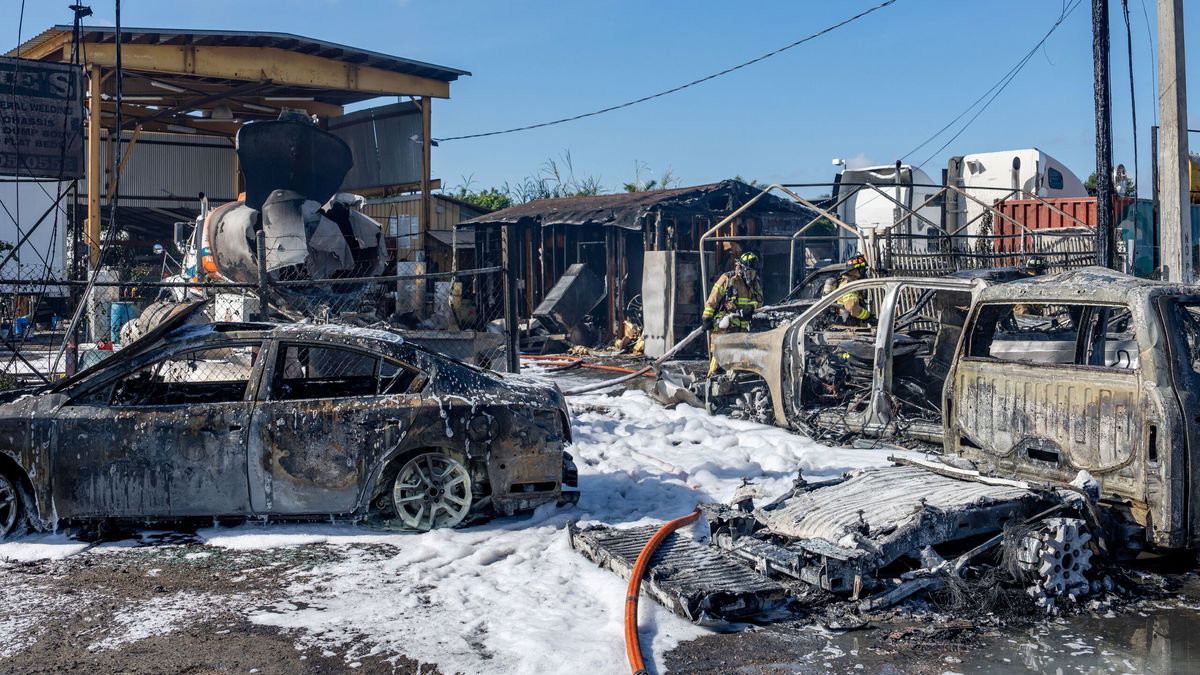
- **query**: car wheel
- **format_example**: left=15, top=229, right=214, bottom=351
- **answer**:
left=0, top=472, right=22, bottom=540
left=391, top=451, right=473, bottom=531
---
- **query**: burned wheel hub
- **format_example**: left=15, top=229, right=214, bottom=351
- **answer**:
left=392, top=452, right=472, bottom=531
left=0, top=473, right=18, bottom=538
left=1017, top=517, right=1093, bottom=610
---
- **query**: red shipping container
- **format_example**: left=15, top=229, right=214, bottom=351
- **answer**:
left=992, top=196, right=1133, bottom=254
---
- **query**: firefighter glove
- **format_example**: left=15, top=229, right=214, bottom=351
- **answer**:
left=739, top=306, right=754, bottom=319
left=702, top=316, right=714, bottom=331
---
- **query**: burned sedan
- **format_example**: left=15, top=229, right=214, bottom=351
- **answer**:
left=0, top=309, right=576, bottom=538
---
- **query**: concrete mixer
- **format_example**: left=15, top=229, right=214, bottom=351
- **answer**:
left=169, top=112, right=387, bottom=308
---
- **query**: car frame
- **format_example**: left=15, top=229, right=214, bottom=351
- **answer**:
left=0, top=305, right=576, bottom=537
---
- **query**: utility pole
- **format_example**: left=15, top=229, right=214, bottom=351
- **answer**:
left=1158, top=0, right=1192, bottom=282
left=1093, top=0, right=1116, bottom=269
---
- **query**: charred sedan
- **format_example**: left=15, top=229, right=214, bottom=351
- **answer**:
left=0, top=309, right=576, bottom=537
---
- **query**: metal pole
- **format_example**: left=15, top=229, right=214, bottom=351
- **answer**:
left=501, top=224, right=519, bottom=372
left=1157, top=0, right=1192, bottom=282
left=1094, top=0, right=1116, bottom=269
left=256, top=229, right=269, bottom=321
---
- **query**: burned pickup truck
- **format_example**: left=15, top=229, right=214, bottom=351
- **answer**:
left=571, top=267, right=1200, bottom=623
left=709, top=266, right=1200, bottom=552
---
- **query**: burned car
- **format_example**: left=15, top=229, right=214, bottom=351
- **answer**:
left=707, top=270, right=1014, bottom=442
left=0, top=306, right=576, bottom=538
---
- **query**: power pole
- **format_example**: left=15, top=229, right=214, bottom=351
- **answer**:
left=1093, top=0, right=1116, bottom=269
left=1158, top=0, right=1192, bottom=282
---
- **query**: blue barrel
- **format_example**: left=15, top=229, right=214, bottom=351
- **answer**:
left=13, top=316, right=30, bottom=337
left=110, top=302, right=139, bottom=343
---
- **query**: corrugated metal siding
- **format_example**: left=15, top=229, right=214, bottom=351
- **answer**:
left=80, top=131, right=236, bottom=207
left=993, top=196, right=1136, bottom=254
left=329, top=102, right=422, bottom=191
left=761, top=465, right=1033, bottom=541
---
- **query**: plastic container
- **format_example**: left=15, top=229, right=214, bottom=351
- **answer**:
left=110, top=302, right=139, bottom=343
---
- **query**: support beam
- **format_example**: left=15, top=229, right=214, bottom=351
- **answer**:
left=1158, top=0, right=1192, bottom=282
left=80, top=44, right=450, bottom=98
left=87, top=65, right=102, bottom=268
left=420, top=97, right=433, bottom=264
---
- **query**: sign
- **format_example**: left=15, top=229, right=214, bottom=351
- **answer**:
left=0, top=57, right=85, bottom=180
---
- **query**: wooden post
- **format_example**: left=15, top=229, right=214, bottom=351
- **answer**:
left=501, top=224, right=519, bottom=372
left=419, top=97, right=432, bottom=265
left=1157, top=0, right=1192, bottom=282
left=86, top=65, right=102, bottom=269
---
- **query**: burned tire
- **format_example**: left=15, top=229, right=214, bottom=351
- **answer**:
left=0, top=471, right=23, bottom=540
left=391, top=451, right=473, bottom=531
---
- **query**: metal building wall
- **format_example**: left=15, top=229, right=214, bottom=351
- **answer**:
left=78, top=131, right=237, bottom=207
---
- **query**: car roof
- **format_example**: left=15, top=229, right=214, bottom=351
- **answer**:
left=977, top=265, right=1200, bottom=305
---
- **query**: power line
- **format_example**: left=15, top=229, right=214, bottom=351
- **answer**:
left=434, top=0, right=900, bottom=142
left=1122, top=0, right=1139, bottom=196
left=901, top=0, right=1084, bottom=167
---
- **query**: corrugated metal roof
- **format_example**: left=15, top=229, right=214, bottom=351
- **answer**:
left=7, top=26, right=469, bottom=82
left=460, top=179, right=817, bottom=231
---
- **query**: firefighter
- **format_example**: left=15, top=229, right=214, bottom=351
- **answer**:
left=833, top=253, right=872, bottom=326
left=702, top=251, right=763, bottom=375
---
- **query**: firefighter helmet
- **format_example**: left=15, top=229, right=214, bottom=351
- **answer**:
left=737, top=251, right=760, bottom=270
left=846, top=254, right=868, bottom=271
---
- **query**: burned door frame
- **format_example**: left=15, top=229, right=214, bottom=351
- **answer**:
left=246, top=338, right=425, bottom=515
left=49, top=339, right=266, bottom=518
left=787, top=277, right=983, bottom=435
left=945, top=298, right=1160, bottom=529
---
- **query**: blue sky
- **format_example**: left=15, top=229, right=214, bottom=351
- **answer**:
left=8, top=0, right=1197, bottom=197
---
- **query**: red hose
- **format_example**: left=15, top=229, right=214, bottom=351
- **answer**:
left=625, top=508, right=701, bottom=675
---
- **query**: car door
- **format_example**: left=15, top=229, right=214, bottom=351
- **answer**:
left=247, top=340, right=428, bottom=514
left=948, top=301, right=1145, bottom=480
left=51, top=341, right=262, bottom=518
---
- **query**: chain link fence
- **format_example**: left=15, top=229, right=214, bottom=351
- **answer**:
left=0, top=266, right=514, bottom=388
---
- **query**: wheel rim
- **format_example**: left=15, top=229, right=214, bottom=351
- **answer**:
left=392, top=452, right=472, bottom=531
left=0, top=474, right=18, bottom=538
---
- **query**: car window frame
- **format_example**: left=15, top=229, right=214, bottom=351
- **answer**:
left=263, top=339, right=429, bottom=403
left=961, top=300, right=1141, bottom=373
left=67, top=339, right=267, bottom=408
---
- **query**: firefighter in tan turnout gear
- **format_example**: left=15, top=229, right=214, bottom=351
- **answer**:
left=703, top=251, right=763, bottom=375
left=832, top=253, right=872, bottom=326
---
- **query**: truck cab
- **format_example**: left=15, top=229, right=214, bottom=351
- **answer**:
left=945, top=267, right=1200, bottom=549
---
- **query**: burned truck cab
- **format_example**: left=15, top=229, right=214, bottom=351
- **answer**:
left=712, top=275, right=991, bottom=440
left=944, top=267, right=1200, bottom=550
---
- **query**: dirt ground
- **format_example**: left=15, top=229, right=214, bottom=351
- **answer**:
left=0, top=534, right=436, bottom=674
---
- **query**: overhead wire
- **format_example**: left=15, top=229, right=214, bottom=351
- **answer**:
left=900, top=0, right=1084, bottom=169
left=434, top=0, right=899, bottom=142
left=1121, top=0, right=1138, bottom=196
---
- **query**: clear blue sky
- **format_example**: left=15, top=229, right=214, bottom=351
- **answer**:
left=8, top=0, right=1198, bottom=197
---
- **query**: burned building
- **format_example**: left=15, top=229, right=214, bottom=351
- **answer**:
left=459, top=180, right=824, bottom=350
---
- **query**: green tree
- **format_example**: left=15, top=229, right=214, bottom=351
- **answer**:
left=622, top=160, right=681, bottom=192
left=448, top=184, right=514, bottom=212
left=1084, top=172, right=1136, bottom=197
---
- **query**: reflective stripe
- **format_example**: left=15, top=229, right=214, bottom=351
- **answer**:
left=851, top=307, right=869, bottom=320
left=703, top=307, right=716, bottom=317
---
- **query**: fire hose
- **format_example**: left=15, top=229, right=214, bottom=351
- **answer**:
left=560, top=301, right=809, bottom=396
left=519, top=355, right=657, bottom=377
left=624, top=508, right=701, bottom=675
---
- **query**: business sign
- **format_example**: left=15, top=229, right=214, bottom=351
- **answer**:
left=0, top=57, right=85, bottom=180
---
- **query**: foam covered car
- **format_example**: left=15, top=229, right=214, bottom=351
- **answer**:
left=0, top=305, right=577, bottom=538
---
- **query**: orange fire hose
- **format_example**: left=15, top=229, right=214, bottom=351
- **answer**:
left=624, top=508, right=701, bottom=675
